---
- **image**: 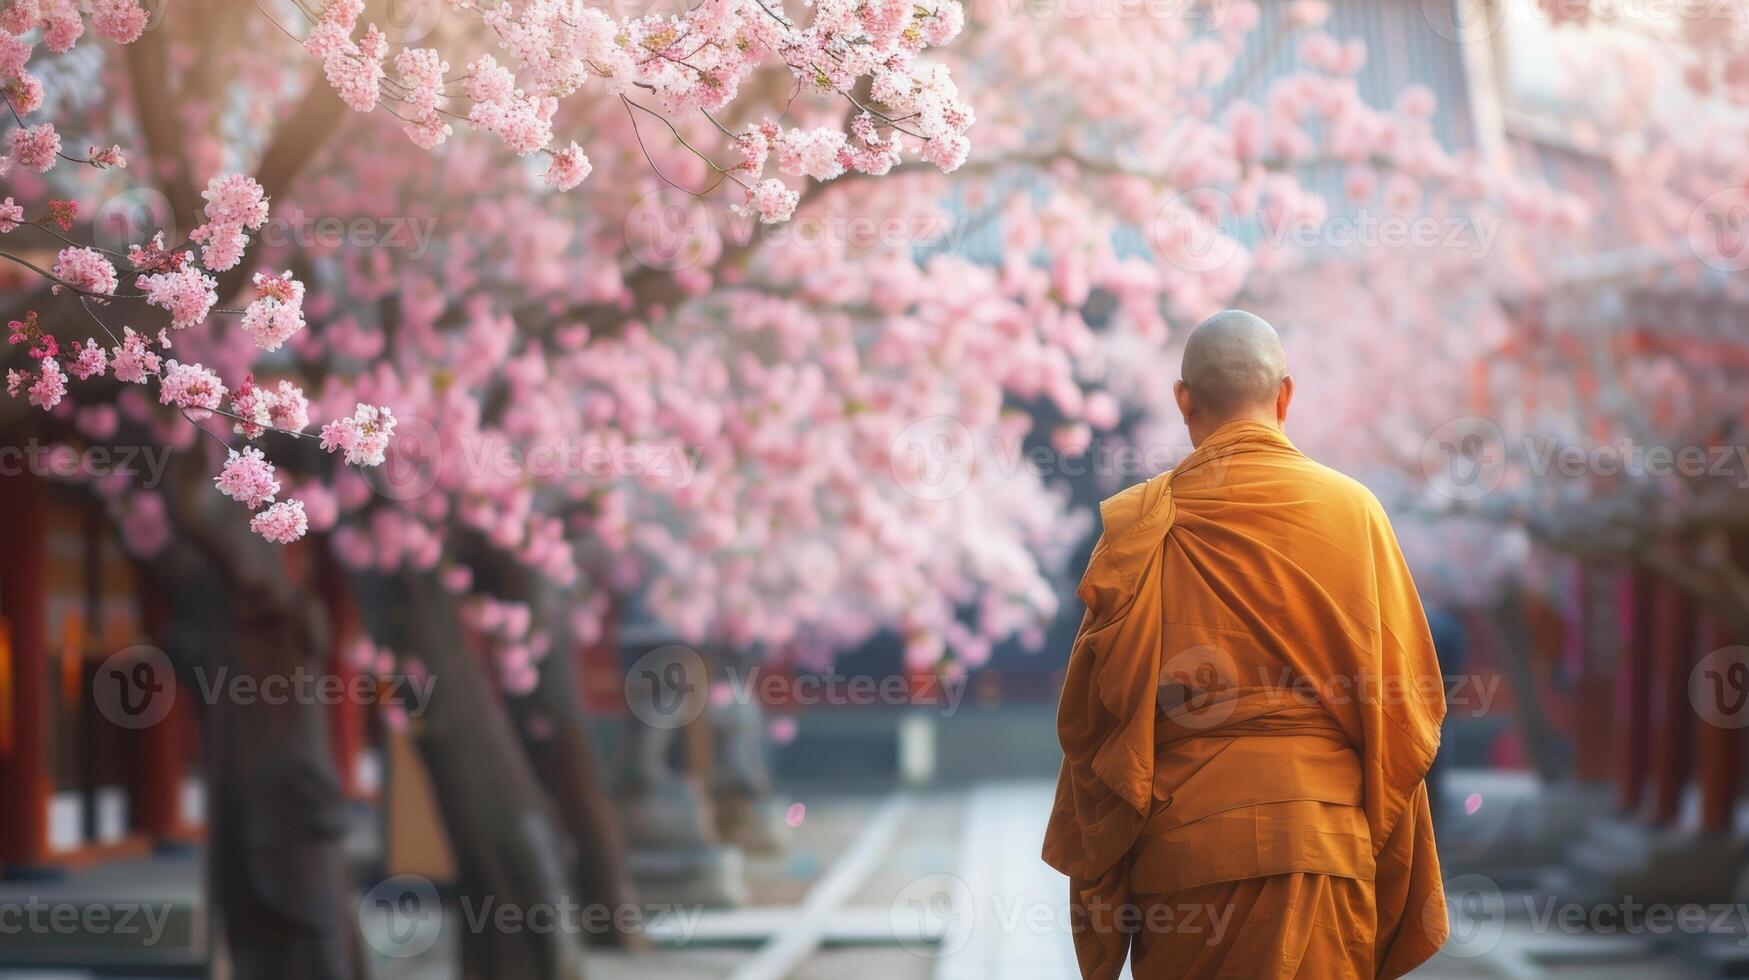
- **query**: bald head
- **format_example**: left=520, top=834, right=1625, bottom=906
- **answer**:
left=1174, top=310, right=1293, bottom=445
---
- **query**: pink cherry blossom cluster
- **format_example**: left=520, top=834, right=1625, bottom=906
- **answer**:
left=541, top=142, right=592, bottom=191
left=281, top=0, right=972, bottom=216
left=4, top=315, right=67, bottom=412
left=216, top=446, right=282, bottom=509
left=213, top=446, right=309, bottom=544
left=189, top=173, right=271, bottom=272
left=231, top=375, right=312, bottom=440
left=0, top=1, right=146, bottom=175
left=109, top=327, right=161, bottom=384
left=0, top=163, right=395, bottom=546
left=138, top=264, right=219, bottom=331
left=241, top=271, right=307, bottom=351
left=319, top=403, right=398, bottom=467
left=66, top=339, right=108, bottom=380
left=51, top=246, right=117, bottom=295
left=3, top=303, right=392, bottom=542
left=157, top=359, right=227, bottom=419
left=251, top=500, right=310, bottom=545
left=5, top=356, right=64, bottom=409
left=6, top=123, right=58, bottom=172
left=461, top=598, right=545, bottom=695
left=393, top=46, right=452, bottom=149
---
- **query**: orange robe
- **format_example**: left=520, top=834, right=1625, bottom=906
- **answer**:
left=1042, top=420, right=1447, bottom=979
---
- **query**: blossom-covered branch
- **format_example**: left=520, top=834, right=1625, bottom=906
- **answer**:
left=289, top=0, right=973, bottom=219
left=4, top=174, right=396, bottom=544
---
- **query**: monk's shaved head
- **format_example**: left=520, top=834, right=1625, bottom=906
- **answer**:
left=1180, top=310, right=1288, bottom=415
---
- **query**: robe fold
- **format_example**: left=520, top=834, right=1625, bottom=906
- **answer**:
left=1042, top=419, right=1448, bottom=979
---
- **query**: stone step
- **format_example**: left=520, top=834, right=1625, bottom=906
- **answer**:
left=1697, top=940, right=1749, bottom=978
left=0, top=854, right=203, bottom=974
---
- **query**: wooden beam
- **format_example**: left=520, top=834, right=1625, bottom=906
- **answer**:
left=1573, top=563, right=1620, bottom=782
left=1616, top=571, right=1653, bottom=813
left=1647, top=580, right=1696, bottom=826
left=0, top=472, right=51, bottom=872
left=1694, top=613, right=1742, bottom=834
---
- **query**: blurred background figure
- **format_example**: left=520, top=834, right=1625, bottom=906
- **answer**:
left=1425, top=602, right=1468, bottom=835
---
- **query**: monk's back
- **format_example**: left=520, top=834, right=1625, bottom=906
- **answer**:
left=1158, top=435, right=1400, bottom=688
left=1046, top=313, right=1445, bottom=980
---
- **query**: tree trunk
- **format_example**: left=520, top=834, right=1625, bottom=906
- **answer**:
left=389, top=570, right=587, bottom=980
left=154, top=458, right=364, bottom=979
left=515, top=605, right=646, bottom=950
left=207, top=597, right=360, bottom=979
left=1481, top=597, right=1571, bottom=781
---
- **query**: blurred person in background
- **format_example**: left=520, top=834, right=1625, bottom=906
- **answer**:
left=1423, top=603, right=1468, bottom=835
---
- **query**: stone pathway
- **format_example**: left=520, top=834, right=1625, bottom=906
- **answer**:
left=2, top=778, right=1719, bottom=979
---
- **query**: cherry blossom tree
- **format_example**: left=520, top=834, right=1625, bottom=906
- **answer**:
left=1, top=0, right=978, bottom=973
left=1381, top=3, right=1749, bottom=638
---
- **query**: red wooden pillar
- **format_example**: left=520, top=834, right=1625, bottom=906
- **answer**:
left=1617, top=571, right=1654, bottom=813
left=578, top=598, right=624, bottom=714
left=0, top=472, right=51, bottom=872
left=1572, top=563, right=1619, bottom=782
left=1694, top=613, right=1742, bottom=834
left=322, top=561, right=365, bottom=800
left=128, top=584, right=187, bottom=840
left=1647, top=579, right=1696, bottom=826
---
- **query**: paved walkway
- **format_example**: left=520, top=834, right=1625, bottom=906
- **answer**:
left=935, top=781, right=1112, bottom=980
left=1, top=777, right=1718, bottom=979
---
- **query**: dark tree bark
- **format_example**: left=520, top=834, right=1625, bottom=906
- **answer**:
left=155, top=454, right=364, bottom=979
left=377, top=570, right=587, bottom=980
left=515, top=596, right=646, bottom=950
left=1480, top=596, right=1571, bottom=782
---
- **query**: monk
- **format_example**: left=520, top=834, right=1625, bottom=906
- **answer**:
left=1043, top=310, right=1448, bottom=979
